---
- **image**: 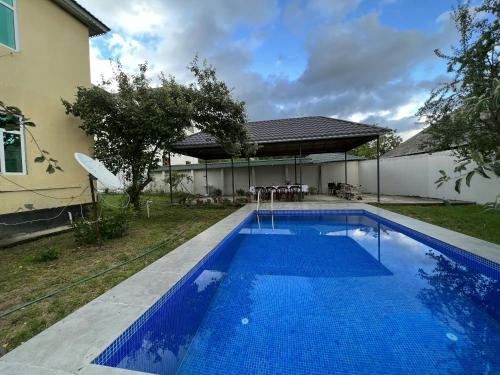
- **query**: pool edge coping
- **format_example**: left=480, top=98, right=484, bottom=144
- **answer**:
left=1, top=202, right=499, bottom=375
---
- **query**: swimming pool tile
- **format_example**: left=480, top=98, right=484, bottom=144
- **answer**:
left=93, top=211, right=500, bottom=374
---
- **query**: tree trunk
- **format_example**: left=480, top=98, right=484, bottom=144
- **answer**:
left=127, top=183, right=142, bottom=211
left=126, top=170, right=153, bottom=211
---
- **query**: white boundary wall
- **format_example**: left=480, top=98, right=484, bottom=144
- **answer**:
left=148, top=161, right=360, bottom=195
left=148, top=151, right=499, bottom=203
left=359, top=151, right=499, bottom=204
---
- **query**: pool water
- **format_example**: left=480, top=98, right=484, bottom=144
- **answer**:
left=94, top=210, right=500, bottom=374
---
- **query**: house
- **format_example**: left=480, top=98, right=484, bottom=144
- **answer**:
left=0, top=0, right=109, bottom=236
left=382, top=128, right=437, bottom=158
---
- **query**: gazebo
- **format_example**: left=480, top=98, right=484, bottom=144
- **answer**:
left=170, top=116, right=389, bottom=202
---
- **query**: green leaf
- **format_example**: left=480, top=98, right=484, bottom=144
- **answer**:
left=55, top=166, right=63, bottom=172
left=46, top=164, right=55, bottom=174
left=49, top=158, right=59, bottom=163
left=471, top=151, right=483, bottom=164
left=23, top=121, right=36, bottom=127
left=475, top=166, right=490, bottom=179
left=6, top=106, right=21, bottom=114
left=454, top=178, right=462, bottom=193
left=465, top=171, right=474, bottom=187
left=492, top=162, right=500, bottom=177
left=438, top=170, right=447, bottom=176
left=42, top=150, right=50, bottom=154
left=436, top=182, right=444, bottom=188
left=34, top=155, right=45, bottom=163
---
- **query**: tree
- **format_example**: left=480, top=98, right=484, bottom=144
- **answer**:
left=351, top=130, right=402, bottom=159
left=63, top=63, right=192, bottom=209
left=63, top=60, right=252, bottom=209
left=189, top=57, right=257, bottom=157
left=417, top=0, right=500, bottom=194
left=0, top=100, right=62, bottom=173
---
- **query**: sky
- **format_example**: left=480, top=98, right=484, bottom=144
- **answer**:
left=79, top=0, right=461, bottom=140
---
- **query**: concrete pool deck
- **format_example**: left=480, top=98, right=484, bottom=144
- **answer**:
left=1, top=202, right=499, bottom=375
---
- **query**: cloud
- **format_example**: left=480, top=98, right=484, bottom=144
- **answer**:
left=80, top=0, right=457, bottom=136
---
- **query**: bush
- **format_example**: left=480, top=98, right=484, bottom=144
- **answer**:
left=73, top=209, right=132, bottom=244
left=175, top=191, right=193, bottom=203
left=30, top=247, right=60, bottom=262
left=234, top=197, right=247, bottom=205
left=309, top=186, right=318, bottom=195
left=236, top=188, right=246, bottom=196
left=211, top=188, right=223, bottom=198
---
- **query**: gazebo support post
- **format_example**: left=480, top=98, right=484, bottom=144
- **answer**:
left=247, top=157, right=251, bottom=189
left=231, top=157, right=235, bottom=202
left=299, top=144, right=303, bottom=201
left=344, top=151, right=347, bottom=184
left=205, top=159, right=208, bottom=196
left=377, top=135, right=380, bottom=203
left=168, top=152, right=173, bottom=205
left=294, top=155, right=297, bottom=184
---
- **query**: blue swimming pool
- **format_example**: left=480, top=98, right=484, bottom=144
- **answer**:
left=93, top=210, right=500, bottom=374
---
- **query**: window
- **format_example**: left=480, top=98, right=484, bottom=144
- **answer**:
left=0, top=0, right=17, bottom=50
left=0, top=115, right=26, bottom=174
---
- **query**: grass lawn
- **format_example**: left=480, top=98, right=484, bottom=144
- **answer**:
left=0, top=193, right=237, bottom=354
left=373, top=204, right=500, bottom=245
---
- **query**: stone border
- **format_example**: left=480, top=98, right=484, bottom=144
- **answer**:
left=1, top=202, right=499, bottom=375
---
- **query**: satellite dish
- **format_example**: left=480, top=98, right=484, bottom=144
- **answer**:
left=74, top=153, right=122, bottom=190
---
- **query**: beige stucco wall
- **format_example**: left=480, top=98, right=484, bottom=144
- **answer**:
left=0, top=0, right=94, bottom=215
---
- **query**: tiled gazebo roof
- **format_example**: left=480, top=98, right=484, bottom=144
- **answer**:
left=172, top=116, right=389, bottom=159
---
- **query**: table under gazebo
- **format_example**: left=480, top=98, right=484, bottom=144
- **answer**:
left=169, top=116, right=389, bottom=203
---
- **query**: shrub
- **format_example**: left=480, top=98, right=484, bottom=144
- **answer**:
left=309, top=186, right=318, bottom=195
left=73, top=209, right=132, bottom=244
left=235, top=197, right=247, bottom=205
left=236, top=188, right=246, bottom=196
left=30, top=247, right=60, bottom=262
left=175, top=191, right=192, bottom=202
left=211, top=188, right=223, bottom=199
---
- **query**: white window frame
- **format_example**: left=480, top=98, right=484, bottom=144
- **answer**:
left=0, top=115, right=27, bottom=175
left=0, top=0, right=20, bottom=52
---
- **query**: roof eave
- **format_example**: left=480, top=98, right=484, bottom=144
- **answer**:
left=51, top=0, right=110, bottom=37
left=174, top=131, right=389, bottom=149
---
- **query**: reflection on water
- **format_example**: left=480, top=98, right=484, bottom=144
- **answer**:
left=417, top=250, right=500, bottom=370
left=95, top=212, right=500, bottom=375
left=194, top=270, right=225, bottom=292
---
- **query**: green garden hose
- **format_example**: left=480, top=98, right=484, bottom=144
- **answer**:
left=0, top=221, right=196, bottom=319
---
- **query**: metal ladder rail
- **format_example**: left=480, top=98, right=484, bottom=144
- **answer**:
left=270, top=189, right=275, bottom=230
left=256, top=190, right=261, bottom=229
